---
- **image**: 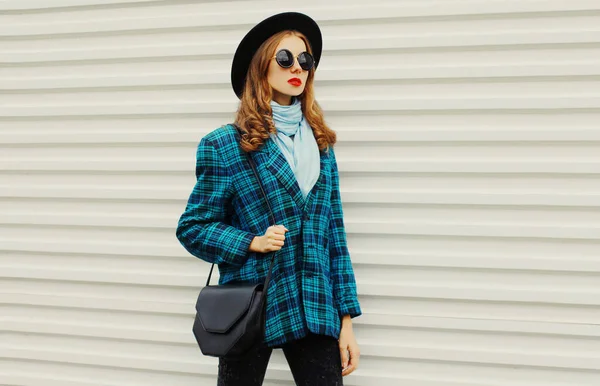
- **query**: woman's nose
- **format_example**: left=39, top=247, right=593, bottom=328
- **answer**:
left=290, top=59, right=303, bottom=73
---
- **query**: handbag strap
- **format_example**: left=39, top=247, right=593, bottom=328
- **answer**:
left=205, top=123, right=280, bottom=292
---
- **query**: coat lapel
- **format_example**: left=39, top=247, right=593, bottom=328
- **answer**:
left=304, top=148, right=331, bottom=212
left=250, top=136, right=330, bottom=212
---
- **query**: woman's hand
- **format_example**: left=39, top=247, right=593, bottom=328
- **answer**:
left=339, top=316, right=360, bottom=376
left=250, top=225, right=288, bottom=253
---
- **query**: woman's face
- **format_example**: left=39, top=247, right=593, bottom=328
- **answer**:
left=267, top=35, right=310, bottom=106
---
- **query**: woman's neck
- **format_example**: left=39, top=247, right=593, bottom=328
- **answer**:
left=272, top=90, right=292, bottom=106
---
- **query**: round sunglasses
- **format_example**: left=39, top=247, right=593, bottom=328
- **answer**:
left=272, top=49, right=315, bottom=71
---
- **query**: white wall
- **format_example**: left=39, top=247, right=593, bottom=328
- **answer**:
left=2, top=1, right=600, bottom=385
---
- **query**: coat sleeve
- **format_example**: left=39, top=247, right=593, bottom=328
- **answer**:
left=328, top=147, right=363, bottom=319
left=176, top=137, right=256, bottom=267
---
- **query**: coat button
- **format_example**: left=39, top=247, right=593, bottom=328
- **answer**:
left=303, top=213, right=310, bottom=221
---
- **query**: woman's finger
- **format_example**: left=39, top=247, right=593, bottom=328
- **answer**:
left=339, top=346, right=349, bottom=371
left=342, top=362, right=354, bottom=376
left=342, top=346, right=359, bottom=376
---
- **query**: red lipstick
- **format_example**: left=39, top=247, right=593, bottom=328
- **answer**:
left=288, top=78, right=302, bottom=87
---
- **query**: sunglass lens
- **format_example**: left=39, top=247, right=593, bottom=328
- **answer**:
left=275, top=49, right=294, bottom=68
left=298, top=52, right=314, bottom=71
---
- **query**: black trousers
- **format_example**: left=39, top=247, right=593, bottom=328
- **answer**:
left=217, top=332, right=344, bottom=386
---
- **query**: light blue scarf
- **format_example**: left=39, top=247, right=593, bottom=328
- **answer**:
left=269, top=97, right=320, bottom=199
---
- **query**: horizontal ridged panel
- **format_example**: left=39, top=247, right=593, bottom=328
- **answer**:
left=2, top=0, right=600, bottom=385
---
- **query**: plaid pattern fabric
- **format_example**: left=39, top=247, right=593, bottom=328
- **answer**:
left=176, top=124, right=361, bottom=348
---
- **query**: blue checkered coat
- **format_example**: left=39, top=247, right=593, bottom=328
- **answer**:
left=176, top=123, right=362, bottom=348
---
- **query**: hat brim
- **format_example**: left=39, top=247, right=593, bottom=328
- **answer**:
left=231, top=12, right=322, bottom=99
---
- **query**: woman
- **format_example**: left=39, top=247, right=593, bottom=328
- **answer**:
left=176, top=12, right=361, bottom=386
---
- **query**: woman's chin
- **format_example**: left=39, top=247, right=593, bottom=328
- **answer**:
left=272, top=83, right=306, bottom=101
left=286, top=87, right=305, bottom=97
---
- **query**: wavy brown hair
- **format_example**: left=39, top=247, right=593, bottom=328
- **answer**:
left=234, top=30, right=336, bottom=153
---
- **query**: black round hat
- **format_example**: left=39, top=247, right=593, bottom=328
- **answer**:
left=231, top=12, right=322, bottom=99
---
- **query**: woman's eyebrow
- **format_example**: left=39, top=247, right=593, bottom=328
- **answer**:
left=279, top=48, right=306, bottom=55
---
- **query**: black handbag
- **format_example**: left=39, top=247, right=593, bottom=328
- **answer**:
left=192, top=124, right=279, bottom=358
